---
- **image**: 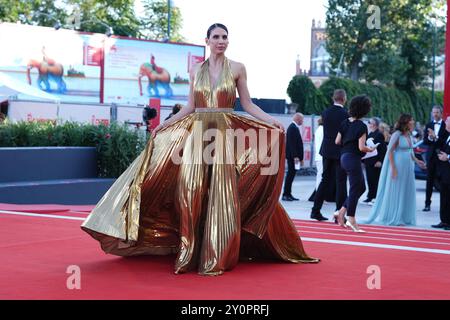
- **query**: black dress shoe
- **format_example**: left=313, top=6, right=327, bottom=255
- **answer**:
left=431, top=222, right=448, bottom=228
left=282, top=195, right=293, bottom=201
left=289, top=195, right=299, bottom=201
left=423, top=206, right=431, bottom=212
left=310, top=213, right=329, bottom=221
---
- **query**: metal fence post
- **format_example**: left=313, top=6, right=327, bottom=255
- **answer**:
left=110, top=103, right=117, bottom=123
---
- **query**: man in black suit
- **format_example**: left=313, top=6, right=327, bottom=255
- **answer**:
left=311, top=89, right=349, bottom=221
left=282, top=113, right=304, bottom=201
left=362, top=117, right=387, bottom=204
left=423, top=106, right=447, bottom=211
left=433, top=115, right=450, bottom=230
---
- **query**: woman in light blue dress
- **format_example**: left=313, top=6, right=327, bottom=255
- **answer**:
left=365, top=114, right=426, bottom=226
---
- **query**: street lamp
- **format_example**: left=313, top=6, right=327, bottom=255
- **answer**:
left=167, top=0, right=171, bottom=41
left=166, top=0, right=177, bottom=42
left=431, top=20, right=437, bottom=107
left=105, top=26, right=114, bottom=37
left=332, top=52, right=345, bottom=78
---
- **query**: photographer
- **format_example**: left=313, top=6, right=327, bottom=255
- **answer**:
left=142, top=104, right=158, bottom=135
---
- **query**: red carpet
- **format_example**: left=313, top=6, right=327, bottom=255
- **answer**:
left=1, top=204, right=450, bottom=300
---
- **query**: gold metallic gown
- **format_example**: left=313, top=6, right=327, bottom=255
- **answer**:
left=81, top=57, right=319, bottom=275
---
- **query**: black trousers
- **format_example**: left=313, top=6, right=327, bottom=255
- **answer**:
left=312, top=157, right=347, bottom=214
left=283, top=158, right=297, bottom=196
left=425, top=158, right=438, bottom=206
left=440, top=183, right=450, bottom=225
left=365, top=165, right=381, bottom=200
left=341, top=153, right=366, bottom=217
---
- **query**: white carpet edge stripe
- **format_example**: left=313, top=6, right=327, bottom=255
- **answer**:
left=0, top=210, right=85, bottom=221
left=297, top=229, right=450, bottom=246
left=301, top=237, right=450, bottom=255
left=295, top=225, right=450, bottom=241
left=293, top=221, right=450, bottom=236
left=2, top=210, right=450, bottom=255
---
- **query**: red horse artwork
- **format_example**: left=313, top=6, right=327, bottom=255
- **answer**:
left=26, top=47, right=67, bottom=93
left=138, top=55, right=173, bottom=98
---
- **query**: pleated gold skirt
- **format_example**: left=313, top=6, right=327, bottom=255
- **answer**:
left=81, top=110, right=319, bottom=275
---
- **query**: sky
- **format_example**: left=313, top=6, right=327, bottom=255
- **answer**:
left=136, top=0, right=328, bottom=102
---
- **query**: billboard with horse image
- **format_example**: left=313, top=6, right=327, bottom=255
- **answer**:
left=0, top=23, right=102, bottom=103
left=0, top=22, right=205, bottom=106
left=103, top=37, right=205, bottom=106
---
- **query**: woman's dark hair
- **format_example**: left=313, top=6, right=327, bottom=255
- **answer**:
left=143, top=105, right=157, bottom=122
left=348, top=95, right=371, bottom=119
left=394, top=114, right=413, bottom=133
left=207, top=23, right=228, bottom=38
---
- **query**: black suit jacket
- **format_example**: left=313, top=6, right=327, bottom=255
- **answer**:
left=286, top=123, right=304, bottom=160
left=423, top=120, right=448, bottom=164
left=364, top=129, right=387, bottom=166
left=437, top=135, right=450, bottom=183
left=319, top=105, right=349, bottom=160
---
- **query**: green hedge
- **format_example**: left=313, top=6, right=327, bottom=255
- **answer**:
left=0, top=121, right=147, bottom=178
left=287, top=76, right=444, bottom=125
left=286, top=75, right=328, bottom=115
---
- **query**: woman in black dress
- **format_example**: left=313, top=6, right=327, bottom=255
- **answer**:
left=335, top=95, right=375, bottom=232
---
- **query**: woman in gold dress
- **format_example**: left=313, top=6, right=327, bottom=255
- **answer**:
left=81, top=23, right=319, bottom=276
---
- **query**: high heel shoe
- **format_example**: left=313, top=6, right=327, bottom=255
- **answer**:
left=345, top=220, right=366, bottom=233
left=333, top=211, right=339, bottom=224
left=335, top=211, right=347, bottom=228
left=333, top=211, right=348, bottom=226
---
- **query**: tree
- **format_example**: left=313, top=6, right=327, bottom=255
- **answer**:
left=325, top=0, right=446, bottom=90
left=66, top=0, right=142, bottom=38
left=390, top=0, right=446, bottom=92
left=0, top=0, right=142, bottom=38
left=0, top=0, right=186, bottom=42
left=140, top=0, right=184, bottom=42
left=287, top=76, right=327, bottom=115
left=326, top=0, right=378, bottom=81
left=0, top=0, right=67, bottom=27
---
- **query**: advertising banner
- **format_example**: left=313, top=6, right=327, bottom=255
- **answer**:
left=0, top=23, right=102, bottom=103
left=8, top=101, right=57, bottom=122
left=303, top=143, right=312, bottom=167
left=58, top=103, right=110, bottom=125
left=300, top=116, right=313, bottom=144
left=0, top=23, right=205, bottom=106
left=103, top=37, right=204, bottom=106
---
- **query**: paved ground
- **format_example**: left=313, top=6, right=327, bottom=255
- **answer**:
left=283, top=175, right=443, bottom=230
